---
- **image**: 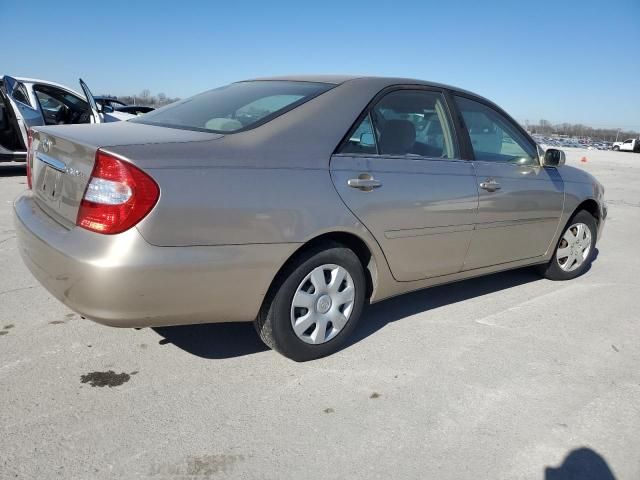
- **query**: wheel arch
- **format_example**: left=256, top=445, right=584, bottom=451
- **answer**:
left=559, top=198, right=602, bottom=248
left=574, top=198, right=600, bottom=226
left=264, top=231, right=379, bottom=307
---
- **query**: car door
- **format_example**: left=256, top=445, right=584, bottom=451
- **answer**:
left=79, top=78, right=102, bottom=123
left=0, top=87, right=28, bottom=155
left=453, top=95, right=564, bottom=269
left=331, top=88, right=478, bottom=282
left=2, top=76, right=45, bottom=148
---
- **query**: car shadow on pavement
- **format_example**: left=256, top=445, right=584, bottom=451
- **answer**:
left=151, top=267, right=543, bottom=360
left=0, top=164, right=26, bottom=177
left=545, top=447, right=616, bottom=480
left=349, top=249, right=598, bottom=349
left=346, top=267, right=543, bottom=348
left=152, top=250, right=599, bottom=360
left=153, top=322, right=269, bottom=359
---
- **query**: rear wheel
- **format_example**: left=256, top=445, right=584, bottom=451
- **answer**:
left=255, top=243, right=366, bottom=361
left=539, top=210, right=597, bottom=280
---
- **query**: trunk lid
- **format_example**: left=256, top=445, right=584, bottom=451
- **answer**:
left=31, top=129, right=96, bottom=227
left=30, top=123, right=220, bottom=227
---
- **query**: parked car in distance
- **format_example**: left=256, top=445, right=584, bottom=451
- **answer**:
left=94, top=96, right=155, bottom=116
left=612, top=138, right=640, bottom=152
left=14, top=75, right=607, bottom=361
left=0, top=76, right=135, bottom=162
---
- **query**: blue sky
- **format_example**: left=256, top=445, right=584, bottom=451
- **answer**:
left=1, top=0, right=638, bottom=129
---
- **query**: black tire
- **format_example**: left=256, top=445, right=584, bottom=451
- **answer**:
left=255, top=243, right=366, bottom=361
left=612, top=146, right=620, bottom=151
left=538, top=210, right=597, bottom=281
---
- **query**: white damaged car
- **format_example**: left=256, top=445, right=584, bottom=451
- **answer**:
left=0, top=76, right=134, bottom=162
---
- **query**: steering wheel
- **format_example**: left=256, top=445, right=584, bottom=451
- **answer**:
left=76, top=110, right=91, bottom=124
left=54, top=105, right=69, bottom=124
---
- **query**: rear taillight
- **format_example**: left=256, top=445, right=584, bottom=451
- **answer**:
left=26, top=128, right=33, bottom=189
left=76, top=150, right=159, bottom=234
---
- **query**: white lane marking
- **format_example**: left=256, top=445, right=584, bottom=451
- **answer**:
left=474, top=282, right=640, bottom=327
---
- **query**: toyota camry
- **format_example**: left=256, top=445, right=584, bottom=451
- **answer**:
left=14, top=75, right=606, bottom=361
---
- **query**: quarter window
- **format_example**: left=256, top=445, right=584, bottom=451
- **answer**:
left=454, top=96, right=537, bottom=165
left=339, top=113, right=377, bottom=155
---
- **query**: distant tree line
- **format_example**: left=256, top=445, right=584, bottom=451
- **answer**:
left=524, top=119, right=639, bottom=142
left=100, top=89, right=180, bottom=108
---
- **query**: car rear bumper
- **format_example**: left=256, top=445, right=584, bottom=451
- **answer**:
left=14, top=192, right=297, bottom=328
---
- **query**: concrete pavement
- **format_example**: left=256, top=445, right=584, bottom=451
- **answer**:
left=1, top=149, right=638, bottom=479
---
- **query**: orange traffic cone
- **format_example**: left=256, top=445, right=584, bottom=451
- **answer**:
left=580, top=156, right=588, bottom=163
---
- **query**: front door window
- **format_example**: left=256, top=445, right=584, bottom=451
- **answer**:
left=455, top=96, right=537, bottom=165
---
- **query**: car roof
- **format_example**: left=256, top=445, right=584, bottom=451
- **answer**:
left=243, top=74, right=362, bottom=84
left=1, top=75, right=87, bottom=100
left=5, top=76, right=76, bottom=91
left=241, top=74, right=485, bottom=101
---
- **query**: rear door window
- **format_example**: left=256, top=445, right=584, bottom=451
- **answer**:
left=338, top=89, right=458, bottom=159
left=373, top=90, right=458, bottom=158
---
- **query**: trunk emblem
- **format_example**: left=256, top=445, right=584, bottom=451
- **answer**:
left=64, top=166, right=84, bottom=178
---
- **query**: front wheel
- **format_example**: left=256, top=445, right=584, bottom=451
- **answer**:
left=538, top=210, right=597, bottom=281
left=255, top=244, right=366, bottom=361
left=612, top=146, right=620, bottom=151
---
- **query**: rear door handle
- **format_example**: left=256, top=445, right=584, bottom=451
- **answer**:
left=347, top=176, right=382, bottom=191
left=479, top=179, right=501, bottom=192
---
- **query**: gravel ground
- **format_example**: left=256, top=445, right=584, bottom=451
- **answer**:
left=1, top=148, right=639, bottom=480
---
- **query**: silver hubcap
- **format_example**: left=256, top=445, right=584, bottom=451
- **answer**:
left=556, top=222, right=592, bottom=272
left=290, top=264, right=355, bottom=345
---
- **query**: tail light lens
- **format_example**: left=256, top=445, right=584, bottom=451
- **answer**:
left=76, top=150, right=159, bottom=234
left=26, top=128, right=33, bottom=189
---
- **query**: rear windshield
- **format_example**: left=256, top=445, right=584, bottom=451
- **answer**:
left=131, top=80, right=333, bottom=133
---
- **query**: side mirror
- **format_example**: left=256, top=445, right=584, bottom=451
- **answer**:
left=102, top=104, right=114, bottom=114
left=543, top=148, right=566, bottom=167
left=360, top=132, right=375, bottom=148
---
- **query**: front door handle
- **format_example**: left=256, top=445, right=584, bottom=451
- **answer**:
left=348, top=175, right=382, bottom=191
left=479, top=179, right=501, bottom=192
